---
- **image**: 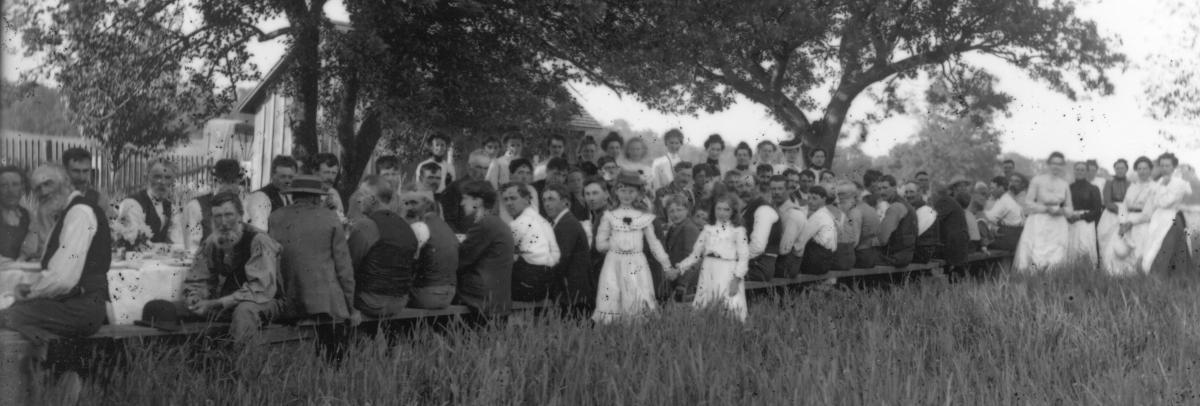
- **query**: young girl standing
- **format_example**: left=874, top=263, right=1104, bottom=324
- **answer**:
left=593, top=171, right=675, bottom=323
left=674, top=193, right=751, bottom=322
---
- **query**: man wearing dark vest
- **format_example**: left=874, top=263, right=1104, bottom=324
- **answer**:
left=182, top=192, right=284, bottom=341
left=347, top=196, right=418, bottom=318
left=403, top=189, right=460, bottom=310
left=183, top=159, right=245, bottom=252
left=118, top=158, right=179, bottom=244
left=1, top=165, right=110, bottom=344
left=246, top=155, right=298, bottom=232
left=62, top=147, right=114, bottom=219
left=736, top=173, right=781, bottom=282
left=875, top=175, right=917, bottom=267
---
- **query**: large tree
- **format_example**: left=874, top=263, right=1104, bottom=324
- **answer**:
left=324, top=0, right=580, bottom=197
left=10, top=0, right=324, bottom=165
left=505, top=0, right=1124, bottom=163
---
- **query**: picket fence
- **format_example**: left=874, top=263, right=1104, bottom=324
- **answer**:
left=1, top=131, right=210, bottom=203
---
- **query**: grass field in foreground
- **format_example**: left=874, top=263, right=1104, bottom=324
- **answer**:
left=51, top=266, right=1200, bottom=405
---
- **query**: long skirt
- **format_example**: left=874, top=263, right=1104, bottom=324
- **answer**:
left=1067, top=220, right=1098, bottom=269
left=1101, top=206, right=1146, bottom=275
left=1014, top=213, right=1070, bottom=273
left=692, top=257, right=747, bottom=322
left=593, top=252, right=657, bottom=324
left=1096, top=209, right=1120, bottom=271
left=1144, top=212, right=1195, bottom=276
left=1184, top=207, right=1200, bottom=266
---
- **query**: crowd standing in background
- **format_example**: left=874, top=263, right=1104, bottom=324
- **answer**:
left=2, top=131, right=1200, bottom=344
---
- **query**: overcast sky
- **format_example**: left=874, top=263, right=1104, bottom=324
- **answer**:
left=4, top=0, right=1197, bottom=167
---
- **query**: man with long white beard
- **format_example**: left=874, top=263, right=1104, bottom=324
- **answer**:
left=182, top=192, right=284, bottom=342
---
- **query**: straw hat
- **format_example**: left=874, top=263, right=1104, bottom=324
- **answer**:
left=616, top=170, right=644, bottom=187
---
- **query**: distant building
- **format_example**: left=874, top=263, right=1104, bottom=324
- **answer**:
left=233, top=35, right=604, bottom=189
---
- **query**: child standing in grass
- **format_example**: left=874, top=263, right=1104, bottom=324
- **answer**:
left=675, top=193, right=750, bottom=322
left=593, top=171, right=674, bottom=323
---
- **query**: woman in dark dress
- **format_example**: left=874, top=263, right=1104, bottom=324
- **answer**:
left=0, top=166, right=31, bottom=260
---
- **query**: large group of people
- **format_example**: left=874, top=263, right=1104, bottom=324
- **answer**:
left=2, top=133, right=1200, bottom=344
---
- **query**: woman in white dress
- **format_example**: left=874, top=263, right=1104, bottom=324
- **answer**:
left=618, top=137, right=656, bottom=191
left=593, top=171, right=674, bottom=323
left=675, top=193, right=750, bottom=322
left=1014, top=152, right=1074, bottom=273
left=1122, top=153, right=1195, bottom=275
left=1103, top=157, right=1154, bottom=275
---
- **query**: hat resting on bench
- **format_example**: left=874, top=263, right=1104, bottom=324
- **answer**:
left=135, top=299, right=182, bottom=332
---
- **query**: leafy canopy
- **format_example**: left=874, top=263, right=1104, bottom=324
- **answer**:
left=505, top=0, right=1124, bottom=160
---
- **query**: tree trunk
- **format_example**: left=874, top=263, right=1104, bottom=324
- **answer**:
left=339, top=112, right=382, bottom=203
left=290, top=7, right=323, bottom=163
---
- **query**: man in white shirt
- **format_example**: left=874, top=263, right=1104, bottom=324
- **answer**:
left=794, top=185, right=838, bottom=275
left=118, top=158, right=181, bottom=244
left=245, top=155, right=297, bottom=232
left=485, top=132, right=525, bottom=189
left=501, top=182, right=561, bottom=302
left=772, top=175, right=808, bottom=278
left=736, top=173, right=780, bottom=281
left=1, top=165, right=109, bottom=344
left=183, top=159, right=245, bottom=252
left=984, top=177, right=1025, bottom=252
left=414, top=133, right=455, bottom=193
left=651, top=129, right=686, bottom=189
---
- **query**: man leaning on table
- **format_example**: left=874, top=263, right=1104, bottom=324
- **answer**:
left=0, top=165, right=111, bottom=344
left=182, top=192, right=284, bottom=342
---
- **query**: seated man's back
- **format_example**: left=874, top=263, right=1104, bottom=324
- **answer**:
left=349, top=210, right=418, bottom=317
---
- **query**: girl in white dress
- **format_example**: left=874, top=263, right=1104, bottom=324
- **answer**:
left=1014, top=152, right=1074, bottom=273
left=593, top=171, right=674, bottom=323
left=1103, top=157, right=1154, bottom=275
left=675, top=193, right=751, bottom=322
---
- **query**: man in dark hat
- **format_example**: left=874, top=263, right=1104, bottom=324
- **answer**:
left=183, top=159, right=245, bottom=251
left=268, top=175, right=360, bottom=325
left=117, top=158, right=179, bottom=244
left=0, top=165, right=110, bottom=344
left=182, top=192, right=284, bottom=341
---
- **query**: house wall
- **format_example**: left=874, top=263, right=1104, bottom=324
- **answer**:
left=249, top=92, right=295, bottom=189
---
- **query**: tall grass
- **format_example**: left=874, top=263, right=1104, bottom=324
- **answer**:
left=52, top=265, right=1200, bottom=405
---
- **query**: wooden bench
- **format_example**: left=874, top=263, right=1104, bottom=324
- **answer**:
left=0, top=301, right=549, bottom=404
left=743, top=260, right=949, bottom=292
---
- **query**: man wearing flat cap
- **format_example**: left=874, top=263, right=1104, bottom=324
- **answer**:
left=268, top=175, right=360, bottom=325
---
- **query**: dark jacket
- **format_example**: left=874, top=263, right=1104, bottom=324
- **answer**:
left=551, top=210, right=592, bottom=305
left=269, top=201, right=355, bottom=320
left=417, top=214, right=460, bottom=288
left=1070, top=180, right=1103, bottom=223
left=933, top=194, right=969, bottom=266
left=456, top=214, right=514, bottom=315
left=663, top=219, right=701, bottom=288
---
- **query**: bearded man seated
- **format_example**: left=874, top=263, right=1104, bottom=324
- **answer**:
left=182, top=192, right=284, bottom=342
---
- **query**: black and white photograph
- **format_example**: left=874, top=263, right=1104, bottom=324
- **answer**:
left=1, top=0, right=1199, bottom=404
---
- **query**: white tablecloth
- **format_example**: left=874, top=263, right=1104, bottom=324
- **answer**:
left=0, top=259, right=191, bottom=325
left=107, top=259, right=191, bottom=325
